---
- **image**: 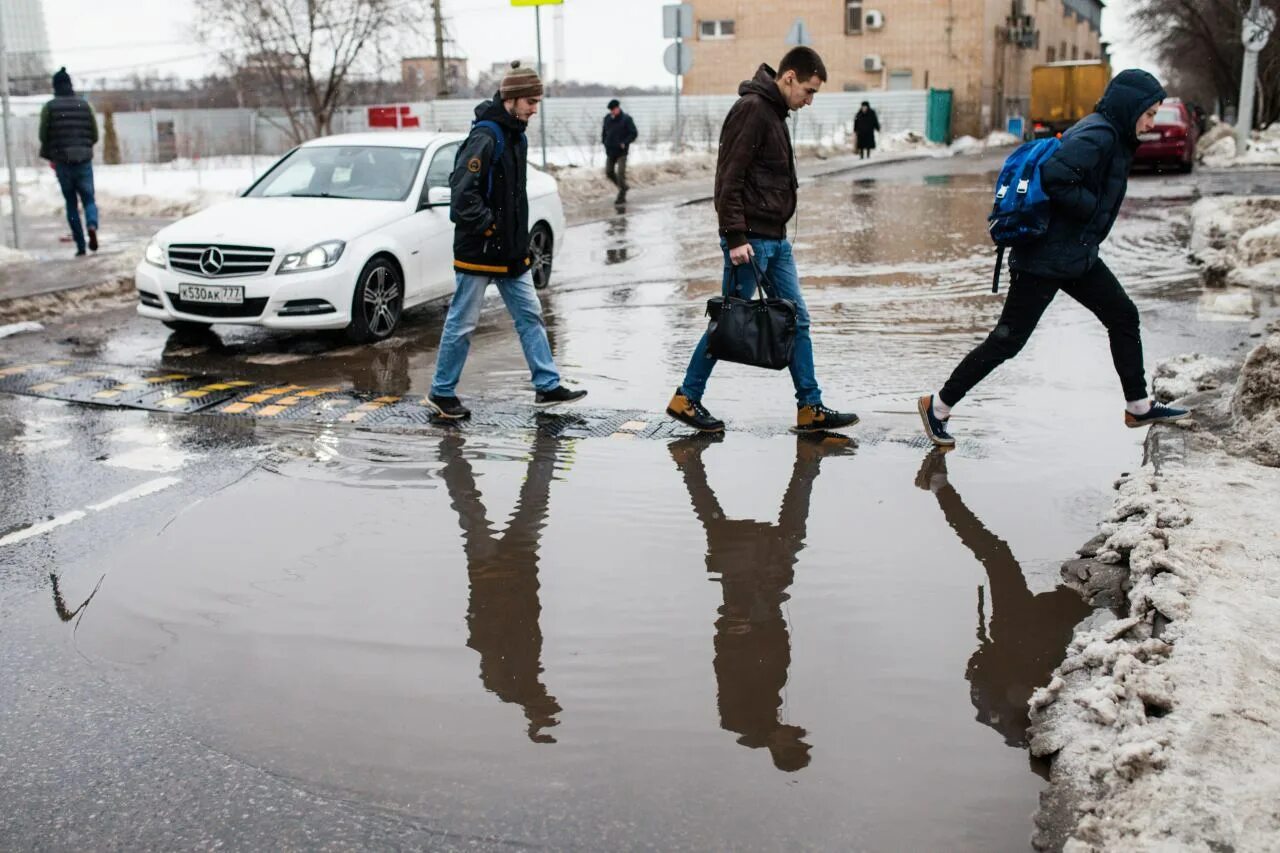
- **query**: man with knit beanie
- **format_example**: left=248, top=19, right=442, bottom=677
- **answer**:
left=428, top=61, right=587, bottom=419
left=39, top=68, right=100, bottom=257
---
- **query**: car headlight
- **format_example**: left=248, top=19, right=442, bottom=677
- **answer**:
left=277, top=240, right=346, bottom=274
left=144, top=240, right=167, bottom=268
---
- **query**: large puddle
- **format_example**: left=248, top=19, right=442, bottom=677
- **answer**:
left=33, top=157, right=1270, bottom=847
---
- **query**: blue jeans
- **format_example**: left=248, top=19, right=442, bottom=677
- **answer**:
left=431, top=271, right=561, bottom=397
left=681, top=238, right=821, bottom=407
left=54, top=162, right=98, bottom=252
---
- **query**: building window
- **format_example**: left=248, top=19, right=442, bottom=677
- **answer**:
left=1047, top=46, right=1056, bottom=62
left=1060, top=41, right=1067, bottom=59
left=1084, top=50, right=1093, bottom=60
left=846, top=1, right=863, bottom=34
left=699, top=19, right=734, bottom=39
left=1071, top=45, right=1078, bottom=59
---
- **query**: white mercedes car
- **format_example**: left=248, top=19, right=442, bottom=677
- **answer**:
left=134, top=132, right=566, bottom=342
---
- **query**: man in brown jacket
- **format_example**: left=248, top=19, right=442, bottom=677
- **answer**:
left=666, top=47, right=859, bottom=434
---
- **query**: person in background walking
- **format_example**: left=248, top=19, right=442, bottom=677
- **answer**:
left=601, top=98, right=638, bottom=204
left=853, top=101, right=880, bottom=159
left=428, top=61, right=587, bottom=419
left=665, top=47, right=860, bottom=435
left=917, top=70, right=1190, bottom=448
left=39, top=68, right=99, bottom=257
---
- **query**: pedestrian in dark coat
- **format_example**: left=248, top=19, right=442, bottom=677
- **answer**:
left=601, top=98, right=638, bottom=203
left=39, top=68, right=100, bottom=256
left=853, top=101, right=880, bottom=159
left=916, top=69, right=1191, bottom=446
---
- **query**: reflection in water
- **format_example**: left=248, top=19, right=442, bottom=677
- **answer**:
left=605, top=207, right=631, bottom=266
left=671, top=433, right=855, bottom=772
left=914, top=450, right=1091, bottom=750
left=438, top=432, right=565, bottom=744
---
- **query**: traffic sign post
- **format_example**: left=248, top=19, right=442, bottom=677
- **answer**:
left=512, top=0, right=564, bottom=168
left=1236, top=0, right=1276, bottom=155
left=663, top=4, right=693, bottom=151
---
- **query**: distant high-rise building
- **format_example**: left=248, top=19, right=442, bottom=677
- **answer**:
left=2, top=0, right=53, bottom=95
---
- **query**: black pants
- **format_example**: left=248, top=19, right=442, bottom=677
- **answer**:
left=605, top=152, right=628, bottom=192
left=939, top=259, right=1147, bottom=406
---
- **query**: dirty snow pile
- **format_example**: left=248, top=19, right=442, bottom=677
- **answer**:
left=1199, top=121, right=1280, bottom=168
left=1026, top=349, right=1280, bottom=851
left=948, top=130, right=1022, bottom=154
left=548, top=152, right=719, bottom=206
left=0, top=244, right=35, bottom=267
left=1188, top=194, right=1280, bottom=288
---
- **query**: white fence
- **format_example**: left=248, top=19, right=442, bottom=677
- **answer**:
left=0, top=91, right=929, bottom=169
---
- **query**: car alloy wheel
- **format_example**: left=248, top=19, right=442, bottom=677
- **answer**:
left=347, top=257, right=403, bottom=343
left=529, top=224, right=553, bottom=291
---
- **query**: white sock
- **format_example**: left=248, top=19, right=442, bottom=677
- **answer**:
left=1126, top=398, right=1152, bottom=416
left=932, top=393, right=952, bottom=420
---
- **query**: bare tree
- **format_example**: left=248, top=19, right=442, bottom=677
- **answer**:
left=195, top=0, right=424, bottom=144
left=1129, top=0, right=1280, bottom=127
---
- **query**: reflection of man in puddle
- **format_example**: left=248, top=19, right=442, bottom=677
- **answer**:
left=914, top=450, right=1090, bottom=749
left=670, top=433, right=853, bottom=771
left=438, top=433, right=565, bottom=743
left=605, top=211, right=629, bottom=266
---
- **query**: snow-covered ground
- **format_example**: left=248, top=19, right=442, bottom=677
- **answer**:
left=1199, top=121, right=1280, bottom=169
left=1189, top=195, right=1280, bottom=288
left=1027, top=343, right=1280, bottom=851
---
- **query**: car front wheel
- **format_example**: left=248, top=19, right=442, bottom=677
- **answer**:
left=346, top=256, right=403, bottom=343
left=530, top=223, right=553, bottom=291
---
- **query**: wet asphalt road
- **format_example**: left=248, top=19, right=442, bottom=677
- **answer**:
left=2, top=153, right=1278, bottom=850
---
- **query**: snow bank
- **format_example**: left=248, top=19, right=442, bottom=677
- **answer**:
left=0, top=245, right=35, bottom=266
left=1028, top=349, right=1280, bottom=851
left=1188, top=195, right=1280, bottom=286
left=1200, top=122, right=1280, bottom=168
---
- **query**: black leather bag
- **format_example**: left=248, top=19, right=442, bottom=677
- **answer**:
left=704, top=258, right=797, bottom=370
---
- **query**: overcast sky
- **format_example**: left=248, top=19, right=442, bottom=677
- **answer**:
left=41, top=0, right=1160, bottom=90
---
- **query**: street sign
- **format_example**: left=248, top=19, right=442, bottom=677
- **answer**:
left=511, top=0, right=563, bottom=6
left=1243, top=6, right=1276, bottom=50
left=663, top=42, right=693, bottom=76
left=663, top=3, right=694, bottom=39
left=785, top=17, right=813, bottom=46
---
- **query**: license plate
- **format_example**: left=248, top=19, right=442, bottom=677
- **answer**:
left=179, top=284, right=244, bottom=304
left=1138, top=132, right=1160, bottom=142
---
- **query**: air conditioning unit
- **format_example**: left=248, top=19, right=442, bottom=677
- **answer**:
left=865, top=10, right=885, bottom=30
left=864, top=54, right=883, bottom=72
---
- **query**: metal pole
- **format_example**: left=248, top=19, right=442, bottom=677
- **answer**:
left=1236, top=47, right=1260, bottom=155
left=674, top=39, right=681, bottom=153
left=0, top=9, right=22, bottom=249
left=432, top=0, right=449, bottom=97
left=536, top=5, right=547, bottom=168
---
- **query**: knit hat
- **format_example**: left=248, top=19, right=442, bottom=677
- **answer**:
left=52, top=67, right=73, bottom=96
left=500, top=61, right=543, bottom=100
left=607, top=99, right=620, bottom=110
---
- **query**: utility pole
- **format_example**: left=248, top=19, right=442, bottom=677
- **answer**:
left=1236, top=0, right=1276, bottom=154
left=432, top=0, right=449, bottom=98
left=0, top=7, right=22, bottom=249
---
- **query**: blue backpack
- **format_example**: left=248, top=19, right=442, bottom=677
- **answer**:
left=449, top=119, right=509, bottom=223
left=986, top=137, right=1061, bottom=292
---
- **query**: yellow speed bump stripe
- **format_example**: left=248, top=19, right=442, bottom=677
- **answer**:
left=340, top=395, right=401, bottom=423
left=257, top=404, right=291, bottom=417
left=219, top=402, right=254, bottom=414
left=297, top=387, right=341, bottom=398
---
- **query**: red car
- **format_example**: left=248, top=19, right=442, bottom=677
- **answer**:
left=1133, top=99, right=1199, bottom=172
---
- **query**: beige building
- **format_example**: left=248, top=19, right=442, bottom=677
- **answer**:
left=401, top=57, right=470, bottom=98
left=681, top=0, right=1104, bottom=137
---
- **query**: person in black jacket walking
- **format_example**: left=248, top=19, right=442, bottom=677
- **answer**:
left=39, top=68, right=99, bottom=256
left=428, top=62, right=587, bottom=419
left=917, top=70, right=1190, bottom=446
left=853, top=101, right=879, bottom=159
left=601, top=99, right=637, bottom=204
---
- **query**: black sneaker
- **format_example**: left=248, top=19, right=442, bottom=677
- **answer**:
left=666, top=388, right=725, bottom=433
left=794, top=403, right=859, bottom=433
left=1125, top=402, right=1190, bottom=428
left=88, top=228, right=98, bottom=252
left=535, top=385, right=588, bottom=408
left=917, top=394, right=955, bottom=447
left=428, top=393, right=471, bottom=420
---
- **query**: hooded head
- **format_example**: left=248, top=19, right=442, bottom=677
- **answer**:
left=1096, top=69, right=1167, bottom=144
left=52, top=67, right=74, bottom=97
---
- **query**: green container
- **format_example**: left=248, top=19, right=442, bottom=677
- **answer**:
left=926, top=89, right=953, bottom=144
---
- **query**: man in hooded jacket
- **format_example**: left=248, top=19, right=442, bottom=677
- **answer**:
left=917, top=70, right=1190, bottom=446
left=428, top=62, right=587, bottom=419
left=39, top=68, right=99, bottom=257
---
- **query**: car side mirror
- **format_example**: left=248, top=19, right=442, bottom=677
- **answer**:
left=420, top=186, right=451, bottom=210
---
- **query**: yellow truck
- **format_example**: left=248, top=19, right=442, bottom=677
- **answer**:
left=1030, top=61, right=1111, bottom=138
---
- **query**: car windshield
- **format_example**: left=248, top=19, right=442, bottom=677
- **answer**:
left=247, top=145, right=424, bottom=201
left=1155, top=107, right=1182, bottom=125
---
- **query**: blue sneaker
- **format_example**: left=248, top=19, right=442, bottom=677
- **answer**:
left=917, top=395, right=955, bottom=447
left=1125, top=403, right=1190, bottom=428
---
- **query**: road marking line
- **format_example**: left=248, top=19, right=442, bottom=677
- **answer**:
left=0, top=476, right=181, bottom=547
